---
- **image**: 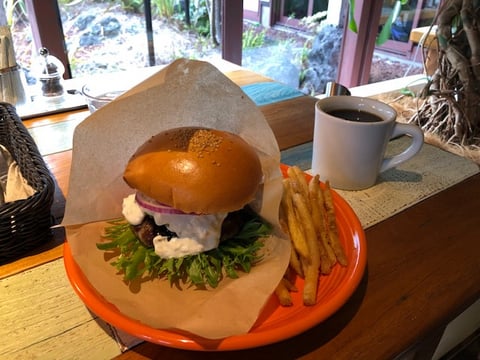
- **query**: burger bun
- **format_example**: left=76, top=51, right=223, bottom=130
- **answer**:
left=123, top=127, right=263, bottom=214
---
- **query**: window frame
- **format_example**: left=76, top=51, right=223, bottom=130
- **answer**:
left=24, top=0, right=378, bottom=87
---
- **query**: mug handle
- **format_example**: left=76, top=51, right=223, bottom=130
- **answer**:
left=380, top=123, right=424, bottom=172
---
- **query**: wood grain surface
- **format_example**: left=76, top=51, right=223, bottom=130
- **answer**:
left=113, top=174, right=480, bottom=360
left=2, top=61, right=479, bottom=360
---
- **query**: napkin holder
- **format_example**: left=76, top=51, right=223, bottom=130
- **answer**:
left=0, top=102, right=55, bottom=264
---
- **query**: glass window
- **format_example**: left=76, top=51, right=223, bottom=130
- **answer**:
left=419, top=0, right=440, bottom=27
left=10, top=1, right=224, bottom=80
left=313, top=0, right=328, bottom=14
left=379, top=0, right=419, bottom=43
left=283, top=0, right=309, bottom=20
left=376, top=0, right=439, bottom=57
left=57, top=1, right=221, bottom=78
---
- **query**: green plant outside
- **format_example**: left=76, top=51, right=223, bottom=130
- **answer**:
left=120, top=0, right=144, bottom=13
left=242, top=27, right=266, bottom=49
left=348, top=0, right=408, bottom=46
left=152, top=0, right=175, bottom=18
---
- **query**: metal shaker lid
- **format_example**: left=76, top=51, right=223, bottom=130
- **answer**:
left=32, top=47, right=65, bottom=79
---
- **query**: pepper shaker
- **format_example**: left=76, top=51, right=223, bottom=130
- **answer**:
left=32, top=47, right=65, bottom=99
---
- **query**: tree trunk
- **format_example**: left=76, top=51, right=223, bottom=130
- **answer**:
left=213, top=0, right=222, bottom=45
left=206, top=0, right=222, bottom=46
left=412, top=0, right=480, bottom=146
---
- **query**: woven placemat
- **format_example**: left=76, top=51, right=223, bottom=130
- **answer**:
left=330, top=136, right=480, bottom=229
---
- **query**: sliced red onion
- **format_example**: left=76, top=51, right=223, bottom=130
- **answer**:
left=135, top=192, right=187, bottom=215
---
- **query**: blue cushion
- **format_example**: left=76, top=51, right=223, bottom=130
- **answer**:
left=241, top=82, right=304, bottom=106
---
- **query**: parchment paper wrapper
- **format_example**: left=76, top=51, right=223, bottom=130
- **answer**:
left=62, top=59, right=291, bottom=340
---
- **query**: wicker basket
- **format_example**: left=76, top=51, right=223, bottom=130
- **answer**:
left=0, top=102, right=55, bottom=264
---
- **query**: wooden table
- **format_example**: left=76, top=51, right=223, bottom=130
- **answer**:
left=410, top=26, right=437, bottom=49
left=2, top=60, right=480, bottom=359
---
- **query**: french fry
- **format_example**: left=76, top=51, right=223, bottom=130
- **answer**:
left=287, top=166, right=310, bottom=210
left=292, top=193, right=320, bottom=306
left=275, top=279, right=293, bottom=306
left=292, top=193, right=320, bottom=268
left=289, top=243, right=304, bottom=278
left=276, top=165, right=347, bottom=307
left=302, top=264, right=319, bottom=306
left=308, top=176, right=333, bottom=274
left=281, top=215, right=304, bottom=278
left=308, top=177, right=324, bottom=246
left=307, top=174, right=321, bottom=232
left=319, top=244, right=336, bottom=274
left=316, top=185, right=338, bottom=274
left=324, top=182, right=348, bottom=267
left=281, top=271, right=298, bottom=292
left=281, top=179, right=310, bottom=259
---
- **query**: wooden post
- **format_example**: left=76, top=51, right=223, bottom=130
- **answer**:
left=24, top=0, right=71, bottom=79
left=221, top=0, right=243, bottom=65
left=336, top=0, right=382, bottom=87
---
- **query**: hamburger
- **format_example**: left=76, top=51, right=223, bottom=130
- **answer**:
left=97, top=126, right=273, bottom=287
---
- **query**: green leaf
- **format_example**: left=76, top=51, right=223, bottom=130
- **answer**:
left=400, top=87, right=415, bottom=97
left=376, top=0, right=402, bottom=46
left=348, top=0, right=358, bottom=33
left=187, top=256, right=204, bottom=285
left=96, top=209, right=272, bottom=288
left=125, top=245, right=146, bottom=280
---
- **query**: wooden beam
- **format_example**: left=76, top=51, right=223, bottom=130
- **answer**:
left=24, top=0, right=71, bottom=79
left=222, top=0, right=243, bottom=65
left=336, top=0, right=383, bottom=87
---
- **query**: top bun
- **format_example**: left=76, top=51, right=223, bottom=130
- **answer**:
left=123, top=127, right=263, bottom=214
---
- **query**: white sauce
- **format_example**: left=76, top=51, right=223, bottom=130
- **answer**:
left=121, top=194, right=227, bottom=259
left=122, top=194, right=145, bottom=225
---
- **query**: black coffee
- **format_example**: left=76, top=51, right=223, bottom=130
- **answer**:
left=328, top=109, right=383, bottom=123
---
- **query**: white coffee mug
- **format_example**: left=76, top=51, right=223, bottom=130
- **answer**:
left=311, top=96, right=424, bottom=190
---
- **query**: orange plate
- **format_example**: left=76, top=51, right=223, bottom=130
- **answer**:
left=63, top=164, right=367, bottom=351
